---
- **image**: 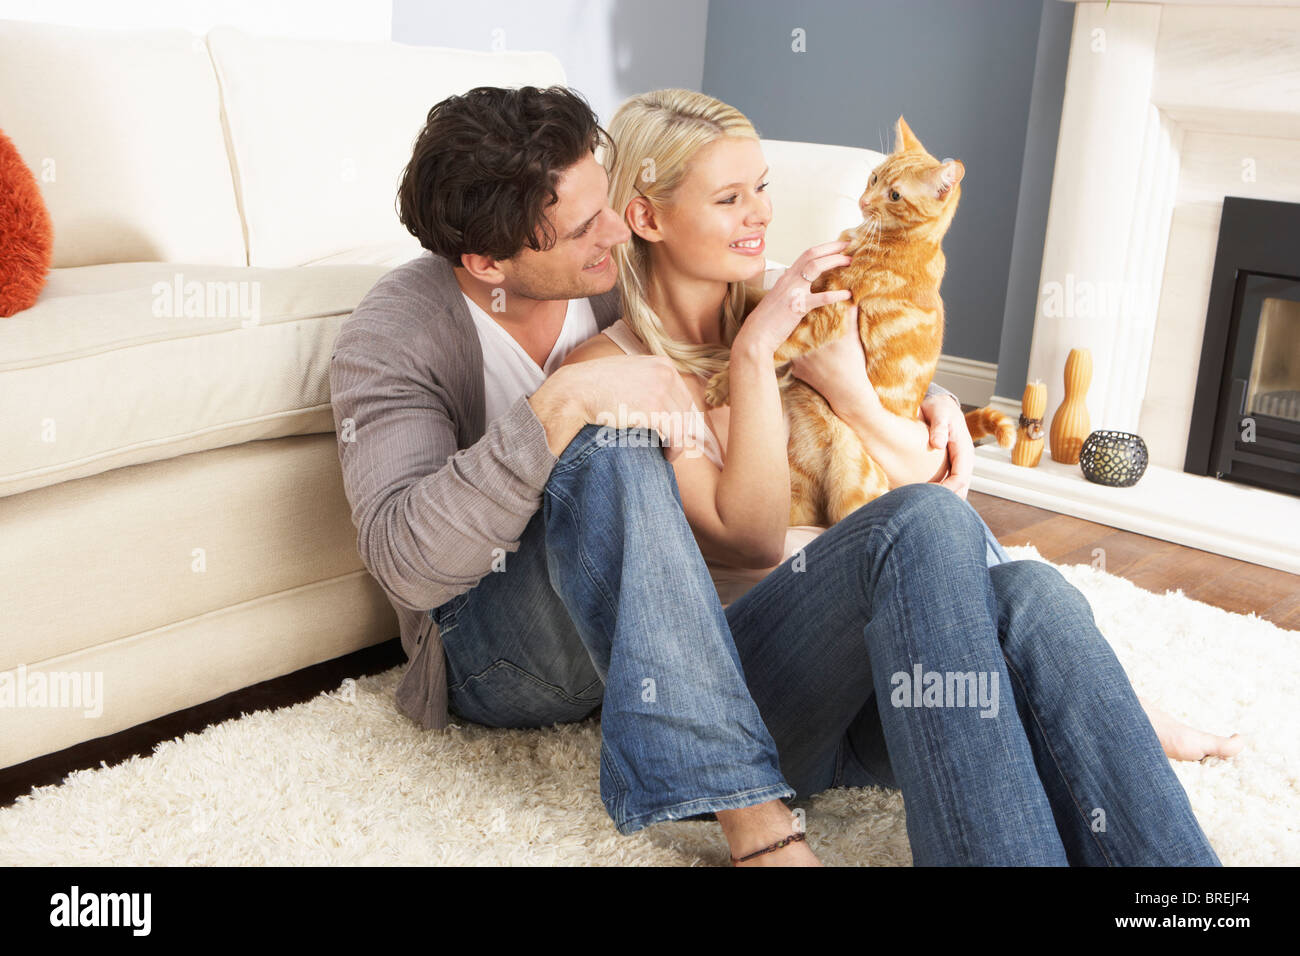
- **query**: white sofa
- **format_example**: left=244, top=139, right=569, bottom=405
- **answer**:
left=0, top=19, right=885, bottom=770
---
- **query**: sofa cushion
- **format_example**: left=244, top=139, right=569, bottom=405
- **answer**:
left=207, top=28, right=568, bottom=268
left=0, top=20, right=247, bottom=269
left=0, top=432, right=397, bottom=770
left=299, top=241, right=426, bottom=269
left=757, top=139, right=884, bottom=268
left=0, top=262, right=389, bottom=499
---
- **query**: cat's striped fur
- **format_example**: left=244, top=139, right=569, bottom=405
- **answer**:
left=706, top=116, right=1015, bottom=526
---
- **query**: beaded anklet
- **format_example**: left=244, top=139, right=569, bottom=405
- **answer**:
left=730, top=831, right=806, bottom=865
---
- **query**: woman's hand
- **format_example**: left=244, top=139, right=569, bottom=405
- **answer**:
left=790, top=320, right=974, bottom=498
left=686, top=239, right=854, bottom=567
left=731, top=240, right=853, bottom=357
left=787, top=305, right=877, bottom=419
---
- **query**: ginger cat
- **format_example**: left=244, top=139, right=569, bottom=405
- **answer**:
left=706, top=116, right=1015, bottom=526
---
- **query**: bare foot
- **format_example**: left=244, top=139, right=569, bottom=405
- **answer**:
left=716, top=800, right=823, bottom=867
left=1138, top=696, right=1247, bottom=763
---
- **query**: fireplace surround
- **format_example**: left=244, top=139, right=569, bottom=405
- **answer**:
left=970, top=0, right=1300, bottom=574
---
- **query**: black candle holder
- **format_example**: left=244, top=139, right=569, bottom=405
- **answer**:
left=1079, top=430, right=1149, bottom=487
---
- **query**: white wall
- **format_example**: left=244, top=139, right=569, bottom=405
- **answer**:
left=0, top=0, right=704, bottom=123
left=0, top=0, right=391, bottom=40
left=391, top=0, right=709, bottom=126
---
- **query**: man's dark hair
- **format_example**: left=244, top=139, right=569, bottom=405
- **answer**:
left=397, top=85, right=615, bottom=263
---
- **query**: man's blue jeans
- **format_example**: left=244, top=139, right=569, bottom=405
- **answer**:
left=432, top=425, right=1220, bottom=865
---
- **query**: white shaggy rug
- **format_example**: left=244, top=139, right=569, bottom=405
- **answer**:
left=1, top=545, right=1296, bottom=866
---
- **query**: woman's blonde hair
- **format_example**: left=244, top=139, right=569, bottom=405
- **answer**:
left=602, top=89, right=762, bottom=380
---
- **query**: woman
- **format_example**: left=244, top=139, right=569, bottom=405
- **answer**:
left=562, top=89, right=1235, bottom=865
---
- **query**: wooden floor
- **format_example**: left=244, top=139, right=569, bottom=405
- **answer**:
left=971, top=489, right=1300, bottom=631
left=2, top=491, right=1296, bottom=809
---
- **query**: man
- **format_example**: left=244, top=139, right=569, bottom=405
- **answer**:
left=327, top=86, right=1001, bottom=864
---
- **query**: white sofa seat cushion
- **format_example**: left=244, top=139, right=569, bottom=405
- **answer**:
left=207, top=27, right=568, bottom=267
left=0, top=262, right=390, bottom=499
left=0, top=19, right=247, bottom=269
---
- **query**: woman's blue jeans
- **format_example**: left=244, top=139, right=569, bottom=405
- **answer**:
left=432, top=425, right=1220, bottom=865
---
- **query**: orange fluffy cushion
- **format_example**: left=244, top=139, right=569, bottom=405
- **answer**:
left=0, top=128, right=53, bottom=317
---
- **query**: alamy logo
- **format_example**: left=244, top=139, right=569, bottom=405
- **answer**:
left=594, top=403, right=709, bottom=459
left=152, top=272, right=262, bottom=327
left=49, top=886, right=151, bottom=936
left=890, top=664, right=999, bottom=718
left=0, top=664, right=102, bottom=718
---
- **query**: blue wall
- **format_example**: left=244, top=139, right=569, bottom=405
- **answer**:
left=997, top=0, right=1074, bottom=402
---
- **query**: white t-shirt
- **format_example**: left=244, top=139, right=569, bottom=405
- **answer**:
left=462, top=293, right=600, bottom=424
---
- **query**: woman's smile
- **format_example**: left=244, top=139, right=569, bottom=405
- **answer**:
left=728, top=233, right=765, bottom=256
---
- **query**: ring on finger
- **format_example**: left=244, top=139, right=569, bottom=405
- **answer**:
left=800, top=269, right=815, bottom=282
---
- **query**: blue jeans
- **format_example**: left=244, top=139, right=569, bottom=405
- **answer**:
left=434, top=425, right=1219, bottom=865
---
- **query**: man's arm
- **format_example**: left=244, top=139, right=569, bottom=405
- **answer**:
left=329, top=307, right=700, bottom=616
left=925, top=380, right=961, bottom=408
left=917, top=382, right=975, bottom=498
left=330, top=326, right=560, bottom=614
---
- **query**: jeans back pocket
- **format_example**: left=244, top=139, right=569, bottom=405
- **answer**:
left=449, top=658, right=602, bottom=729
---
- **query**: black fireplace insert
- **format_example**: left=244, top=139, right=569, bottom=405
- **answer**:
left=1184, top=197, right=1300, bottom=498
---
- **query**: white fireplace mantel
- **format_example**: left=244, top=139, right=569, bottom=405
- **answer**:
left=974, top=1, right=1300, bottom=574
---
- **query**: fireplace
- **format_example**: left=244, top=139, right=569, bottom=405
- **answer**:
left=1184, top=198, right=1300, bottom=498
left=968, top=2, right=1300, bottom=576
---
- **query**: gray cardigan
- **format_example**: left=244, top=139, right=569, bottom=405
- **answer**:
left=328, top=251, right=958, bottom=731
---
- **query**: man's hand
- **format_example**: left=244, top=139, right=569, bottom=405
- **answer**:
left=530, top=355, right=699, bottom=460
left=918, top=390, right=973, bottom=499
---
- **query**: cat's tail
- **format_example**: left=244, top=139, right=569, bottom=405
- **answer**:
left=965, top=406, right=1017, bottom=448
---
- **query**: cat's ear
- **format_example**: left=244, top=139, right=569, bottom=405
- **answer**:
left=894, top=115, right=923, bottom=154
left=928, top=159, right=965, bottom=200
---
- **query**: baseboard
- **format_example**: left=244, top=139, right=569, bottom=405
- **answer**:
left=986, top=393, right=1024, bottom=418
left=932, top=355, right=1012, bottom=411
left=0, top=639, right=406, bottom=809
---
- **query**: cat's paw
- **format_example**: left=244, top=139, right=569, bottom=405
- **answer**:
left=705, top=369, right=731, bottom=408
